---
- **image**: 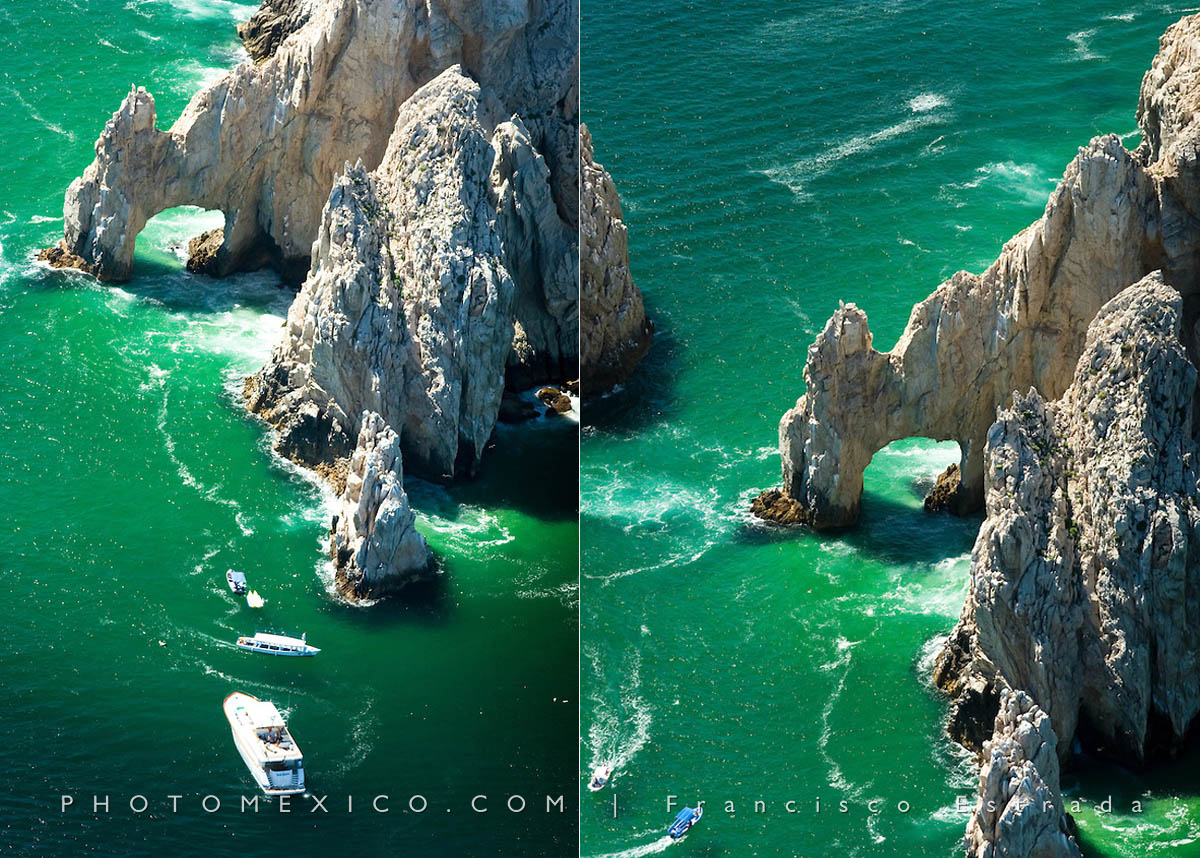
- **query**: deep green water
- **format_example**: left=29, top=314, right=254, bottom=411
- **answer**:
left=0, top=2, right=577, bottom=856
left=581, top=1, right=1200, bottom=856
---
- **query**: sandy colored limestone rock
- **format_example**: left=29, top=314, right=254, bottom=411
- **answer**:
left=331, top=412, right=432, bottom=600
left=580, top=124, right=653, bottom=395
left=47, top=0, right=577, bottom=283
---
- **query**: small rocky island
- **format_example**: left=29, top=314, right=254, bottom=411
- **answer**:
left=757, top=14, right=1200, bottom=857
left=41, top=0, right=579, bottom=601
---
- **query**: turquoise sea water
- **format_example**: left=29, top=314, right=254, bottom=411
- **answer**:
left=0, top=2, right=577, bottom=856
left=581, top=1, right=1200, bottom=856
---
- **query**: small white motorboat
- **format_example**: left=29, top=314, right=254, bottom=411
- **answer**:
left=226, top=569, right=247, bottom=595
left=246, top=590, right=265, bottom=609
left=236, top=632, right=320, bottom=657
left=588, top=763, right=613, bottom=791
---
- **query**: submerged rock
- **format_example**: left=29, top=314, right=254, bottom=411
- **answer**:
left=331, top=412, right=433, bottom=600
left=580, top=124, right=653, bottom=395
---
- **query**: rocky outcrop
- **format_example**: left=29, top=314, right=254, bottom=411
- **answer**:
left=771, top=135, right=1161, bottom=529
left=237, top=0, right=321, bottom=63
left=935, top=273, right=1199, bottom=854
left=965, top=689, right=1081, bottom=858
left=768, top=14, right=1200, bottom=532
left=45, top=0, right=577, bottom=284
left=245, top=67, right=518, bottom=479
left=331, top=412, right=433, bottom=600
left=924, top=463, right=963, bottom=513
left=580, top=124, right=653, bottom=395
left=186, top=229, right=223, bottom=276
left=937, top=274, right=1200, bottom=760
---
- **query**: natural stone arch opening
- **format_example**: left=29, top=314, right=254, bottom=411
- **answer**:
left=133, top=206, right=226, bottom=274
left=861, top=437, right=965, bottom=513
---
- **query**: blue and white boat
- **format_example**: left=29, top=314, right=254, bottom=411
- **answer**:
left=226, top=569, right=247, bottom=595
left=667, top=805, right=702, bottom=838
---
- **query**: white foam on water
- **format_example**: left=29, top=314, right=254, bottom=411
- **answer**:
left=2, top=86, right=75, bottom=142
left=420, top=506, right=514, bottom=551
left=760, top=109, right=948, bottom=199
left=585, top=836, right=676, bottom=858
left=908, top=92, right=949, bottom=113
left=130, top=0, right=259, bottom=22
left=583, top=641, right=653, bottom=782
left=29, top=215, right=61, bottom=224
left=1104, top=11, right=1136, bottom=21
left=941, top=161, right=1054, bottom=208
left=150, top=368, right=255, bottom=535
left=879, top=554, right=971, bottom=618
left=1068, top=29, right=1104, bottom=61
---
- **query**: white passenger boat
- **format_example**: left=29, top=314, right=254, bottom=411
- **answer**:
left=236, top=632, right=320, bottom=657
left=223, top=692, right=305, bottom=795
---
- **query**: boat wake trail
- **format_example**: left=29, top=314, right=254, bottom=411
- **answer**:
left=588, top=835, right=676, bottom=858
left=584, top=641, right=652, bottom=777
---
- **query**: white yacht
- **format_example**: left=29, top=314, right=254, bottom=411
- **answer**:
left=236, top=632, right=320, bottom=657
left=223, top=692, right=305, bottom=795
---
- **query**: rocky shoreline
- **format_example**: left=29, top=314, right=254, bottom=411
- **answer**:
left=43, top=0, right=578, bottom=602
left=758, top=13, right=1200, bottom=857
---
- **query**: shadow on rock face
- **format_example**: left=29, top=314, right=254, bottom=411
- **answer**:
left=580, top=315, right=679, bottom=436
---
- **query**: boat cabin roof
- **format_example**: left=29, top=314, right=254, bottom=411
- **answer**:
left=243, top=700, right=287, bottom=729
left=251, top=633, right=304, bottom=647
left=227, top=570, right=246, bottom=582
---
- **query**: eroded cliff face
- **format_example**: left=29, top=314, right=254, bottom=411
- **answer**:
left=936, top=273, right=1199, bottom=856
left=580, top=124, right=653, bottom=394
left=43, top=0, right=577, bottom=602
left=331, top=411, right=433, bottom=599
left=244, top=67, right=518, bottom=480
left=966, top=690, right=1081, bottom=858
